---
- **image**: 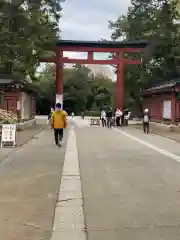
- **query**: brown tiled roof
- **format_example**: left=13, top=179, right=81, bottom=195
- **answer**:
left=144, top=82, right=175, bottom=92
left=143, top=79, right=180, bottom=94
left=0, top=74, right=35, bottom=93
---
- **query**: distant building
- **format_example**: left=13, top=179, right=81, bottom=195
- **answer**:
left=142, top=80, right=180, bottom=123
left=0, top=74, right=36, bottom=120
left=86, top=64, right=112, bottom=79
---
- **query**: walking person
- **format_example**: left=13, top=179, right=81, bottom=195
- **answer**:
left=115, top=108, right=122, bottom=126
left=48, top=107, right=54, bottom=125
left=124, top=110, right=131, bottom=125
left=143, top=108, right=150, bottom=134
left=81, top=111, right=84, bottom=119
left=106, top=108, right=113, bottom=128
left=100, top=109, right=106, bottom=127
left=51, top=103, right=67, bottom=147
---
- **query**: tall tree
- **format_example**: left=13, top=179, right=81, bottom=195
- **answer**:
left=34, top=64, right=115, bottom=114
left=109, top=0, right=180, bottom=110
left=0, top=0, right=63, bottom=78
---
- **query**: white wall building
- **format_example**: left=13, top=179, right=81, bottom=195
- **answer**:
left=86, top=64, right=113, bottom=79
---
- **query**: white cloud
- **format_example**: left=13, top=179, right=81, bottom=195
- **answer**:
left=63, top=51, right=85, bottom=59
left=59, top=0, right=131, bottom=80
left=60, top=0, right=130, bottom=41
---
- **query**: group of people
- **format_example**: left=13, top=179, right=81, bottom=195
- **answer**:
left=48, top=104, right=150, bottom=147
left=100, top=108, right=129, bottom=128
left=100, top=107, right=150, bottom=133
left=100, top=108, right=114, bottom=128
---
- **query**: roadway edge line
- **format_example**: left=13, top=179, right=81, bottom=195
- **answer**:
left=113, top=128, right=180, bottom=163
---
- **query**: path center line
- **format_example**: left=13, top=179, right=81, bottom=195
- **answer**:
left=114, top=128, right=180, bottom=163
left=51, top=127, right=86, bottom=240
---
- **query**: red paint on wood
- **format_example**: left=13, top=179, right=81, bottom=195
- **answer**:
left=0, top=92, right=36, bottom=120
left=40, top=45, right=144, bottom=109
left=143, top=91, right=180, bottom=122
left=3, top=92, right=19, bottom=113
left=60, top=46, right=145, bottom=53
left=143, top=95, right=163, bottom=122
left=40, top=56, right=141, bottom=65
left=175, top=101, right=180, bottom=122
left=116, top=53, right=124, bottom=110
left=171, top=91, right=176, bottom=123
left=56, top=47, right=63, bottom=95
left=62, top=58, right=119, bottom=65
left=88, top=52, right=93, bottom=60
left=61, top=58, right=141, bottom=65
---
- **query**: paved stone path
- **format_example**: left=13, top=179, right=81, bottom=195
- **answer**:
left=1, top=118, right=180, bottom=239
left=133, top=123, right=180, bottom=142
left=75, top=118, right=180, bottom=239
left=51, top=125, right=86, bottom=240
left=0, top=124, right=44, bottom=163
left=0, top=128, right=67, bottom=240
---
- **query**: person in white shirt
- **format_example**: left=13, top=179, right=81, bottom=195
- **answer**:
left=143, top=109, right=150, bottom=134
left=100, top=110, right=106, bottom=127
left=124, top=111, right=131, bottom=125
left=48, top=107, right=54, bottom=124
left=115, top=108, right=122, bottom=126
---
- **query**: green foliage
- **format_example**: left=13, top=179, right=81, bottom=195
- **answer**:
left=176, top=91, right=180, bottom=101
left=85, top=110, right=100, bottom=117
left=35, top=64, right=115, bottom=114
left=0, top=0, right=62, bottom=78
left=109, top=0, right=180, bottom=110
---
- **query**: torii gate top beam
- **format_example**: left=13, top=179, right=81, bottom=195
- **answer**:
left=55, top=39, right=148, bottom=53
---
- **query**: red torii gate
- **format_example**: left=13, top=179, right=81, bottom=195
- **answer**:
left=40, top=40, right=148, bottom=110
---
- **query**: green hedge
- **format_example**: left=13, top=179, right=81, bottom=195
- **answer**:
left=85, top=110, right=100, bottom=117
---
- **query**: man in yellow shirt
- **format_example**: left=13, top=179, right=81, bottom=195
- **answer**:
left=51, top=103, right=67, bottom=147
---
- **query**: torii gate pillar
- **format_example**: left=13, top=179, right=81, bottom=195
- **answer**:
left=55, top=47, right=63, bottom=105
left=116, top=52, right=124, bottom=110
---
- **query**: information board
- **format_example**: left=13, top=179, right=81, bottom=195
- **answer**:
left=163, top=100, right=171, bottom=119
left=1, top=124, right=17, bottom=147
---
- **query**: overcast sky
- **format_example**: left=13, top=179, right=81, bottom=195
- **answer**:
left=38, top=1, right=131, bottom=75
left=60, top=0, right=130, bottom=41
left=60, top=0, right=130, bottom=79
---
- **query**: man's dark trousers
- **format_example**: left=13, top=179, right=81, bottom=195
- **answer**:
left=54, top=128, right=63, bottom=145
left=116, top=117, right=120, bottom=126
left=143, top=122, right=149, bottom=134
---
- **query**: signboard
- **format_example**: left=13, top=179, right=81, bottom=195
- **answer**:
left=1, top=124, right=17, bottom=147
left=163, top=100, right=171, bottom=119
left=17, top=100, right=21, bottom=110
